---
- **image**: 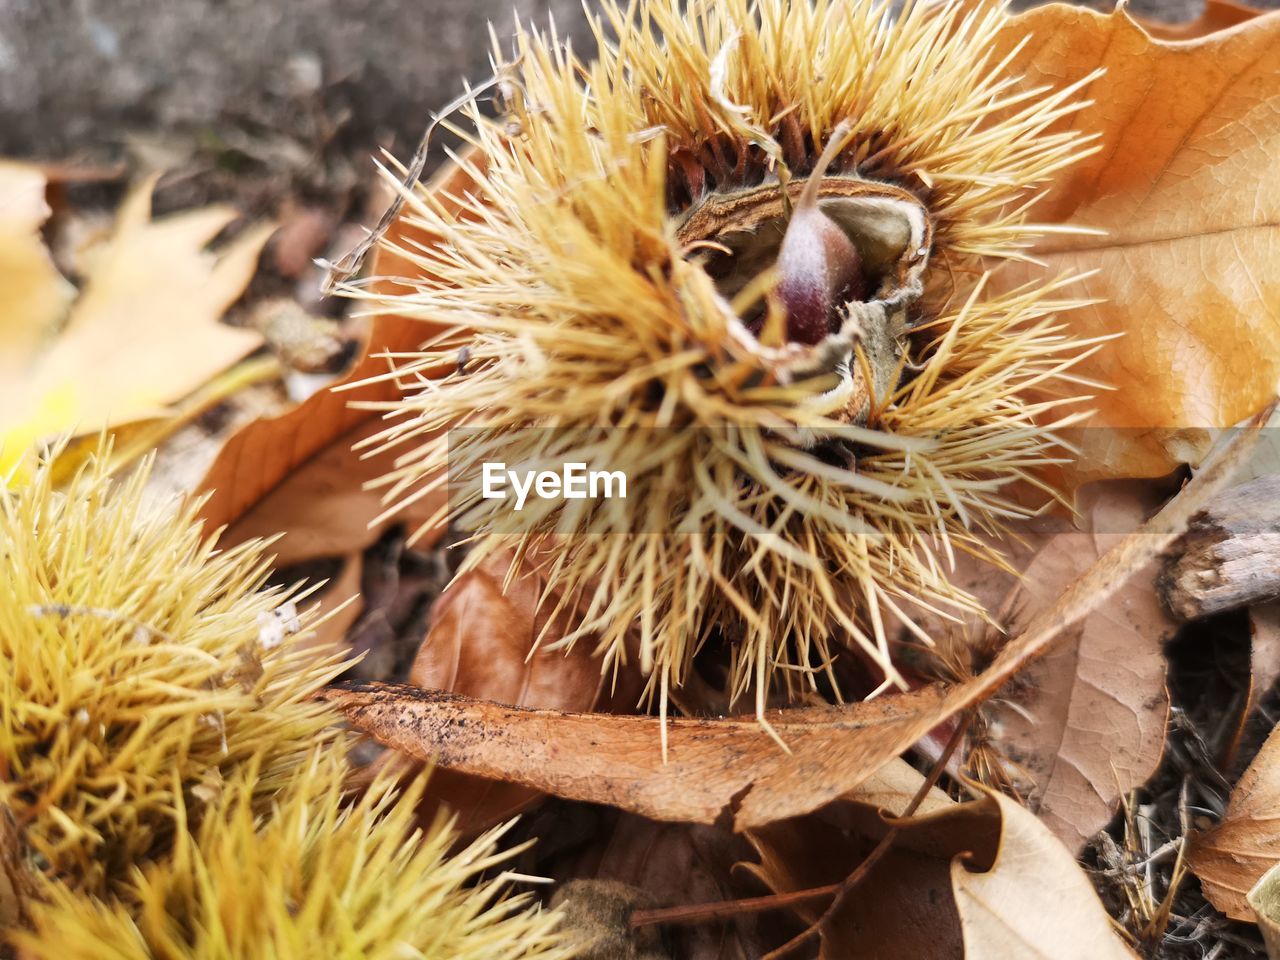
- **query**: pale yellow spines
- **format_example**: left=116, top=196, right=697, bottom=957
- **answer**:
left=349, top=0, right=1103, bottom=720
left=13, top=748, right=572, bottom=960
left=0, top=447, right=348, bottom=892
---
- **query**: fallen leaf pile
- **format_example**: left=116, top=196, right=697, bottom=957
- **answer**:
left=4, top=0, right=1280, bottom=958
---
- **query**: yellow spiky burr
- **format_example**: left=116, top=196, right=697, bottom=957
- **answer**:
left=0, top=445, right=348, bottom=895
left=349, top=0, right=1106, bottom=738
left=12, top=746, right=572, bottom=960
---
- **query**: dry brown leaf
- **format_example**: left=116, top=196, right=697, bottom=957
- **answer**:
left=1216, top=601, right=1280, bottom=771
left=0, top=161, right=73, bottom=380
left=409, top=550, right=628, bottom=710
left=1190, top=723, right=1280, bottom=920
left=952, top=791, right=1137, bottom=959
left=369, top=549, right=643, bottom=836
left=322, top=678, right=952, bottom=830
left=197, top=158, right=479, bottom=532
left=747, top=790, right=1133, bottom=959
left=989, top=5, right=1280, bottom=487
left=1250, top=603, right=1280, bottom=716
left=0, top=176, right=270, bottom=478
left=211, top=416, right=448, bottom=669
left=993, top=481, right=1175, bottom=853
left=746, top=798, right=1003, bottom=960
left=219, top=418, right=448, bottom=568
left=847, top=758, right=954, bottom=818
left=317, top=410, right=1265, bottom=829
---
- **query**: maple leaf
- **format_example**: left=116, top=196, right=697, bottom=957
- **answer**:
left=0, top=176, right=271, bottom=480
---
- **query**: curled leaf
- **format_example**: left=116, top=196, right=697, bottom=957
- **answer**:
left=952, top=792, right=1136, bottom=959
left=746, top=797, right=1000, bottom=959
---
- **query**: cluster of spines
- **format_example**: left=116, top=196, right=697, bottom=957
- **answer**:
left=12, top=748, right=571, bottom=960
left=1, top=449, right=568, bottom=958
left=344, top=0, right=1104, bottom=724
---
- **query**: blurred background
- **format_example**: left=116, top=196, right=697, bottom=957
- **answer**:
left=1, top=0, right=1267, bottom=183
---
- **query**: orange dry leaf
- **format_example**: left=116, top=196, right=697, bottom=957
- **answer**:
left=1191, top=729, right=1280, bottom=921
left=1190, top=724, right=1280, bottom=920
left=219, top=418, right=448, bottom=568
left=197, top=158, right=479, bottom=532
left=401, top=549, right=642, bottom=835
left=989, top=4, right=1280, bottom=486
left=0, top=177, right=270, bottom=478
left=321, top=678, right=951, bottom=829
left=211, top=417, right=450, bottom=665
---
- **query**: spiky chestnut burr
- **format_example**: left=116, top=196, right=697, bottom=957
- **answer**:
left=0, top=446, right=348, bottom=895
left=11, top=747, right=571, bottom=960
left=350, top=0, right=1105, bottom=735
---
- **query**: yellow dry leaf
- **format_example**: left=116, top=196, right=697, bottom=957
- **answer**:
left=952, top=791, right=1137, bottom=959
left=0, top=162, right=74, bottom=376
left=0, top=176, right=271, bottom=479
